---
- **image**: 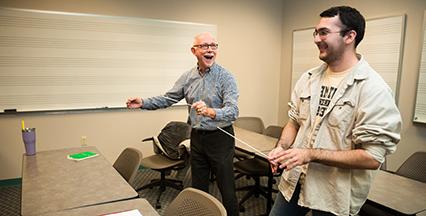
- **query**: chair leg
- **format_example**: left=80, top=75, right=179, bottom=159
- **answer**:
left=155, top=189, right=162, bottom=209
left=162, top=179, right=183, bottom=190
left=237, top=176, right=269, bottom=212
left=266, top=171, right=274, bottom=214
left=137, top=169, right=183, bottom=209
left=234, top=172, right=246, bottom=180
left=137, top=179, right=160, bottom=191
left=239, top=188, right=257, bottom=205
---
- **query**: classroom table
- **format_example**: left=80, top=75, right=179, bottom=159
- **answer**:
left=367, top=170, right=426, bottom=215
left=39, top=198, right=159, bottom=216
left=233, top=126, right=278, bottom=213
left=21, top=146, right=139, bottom=216
left=234, top=126, right=277, bottom=158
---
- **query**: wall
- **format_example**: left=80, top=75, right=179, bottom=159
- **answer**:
left=279, top=0, right=426, bottom=170
left=0, top=0, right=283, bottom=179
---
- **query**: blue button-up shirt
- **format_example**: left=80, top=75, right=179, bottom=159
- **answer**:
left=142, top=63, right=239, bottom=130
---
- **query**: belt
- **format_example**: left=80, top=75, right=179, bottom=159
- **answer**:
left=193, top=125, right=232, bottom=135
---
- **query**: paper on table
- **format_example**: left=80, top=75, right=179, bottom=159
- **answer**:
left=67, top=151, right=99, bottom=161
left=102, top=209, right=142, bottom=216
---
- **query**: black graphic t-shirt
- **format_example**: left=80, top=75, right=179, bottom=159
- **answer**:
left=316, top=85, right=338, bottom=117
left=312, top=67, right=352, bottom=135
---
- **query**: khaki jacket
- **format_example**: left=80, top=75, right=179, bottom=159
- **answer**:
left=279, top=55, right=402, bottom=215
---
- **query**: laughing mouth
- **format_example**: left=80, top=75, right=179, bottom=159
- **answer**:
left=204, top=55, right=214, bottom=60
left=317, top=43, right=328, bottom=52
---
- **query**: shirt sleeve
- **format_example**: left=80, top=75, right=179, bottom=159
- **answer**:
left=213, top=72, right=239, bottom=121
left=143, top=72, right=188, bottom=110
left=352, top=82, right=402, bottom=163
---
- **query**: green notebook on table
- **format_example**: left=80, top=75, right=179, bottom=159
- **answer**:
left=67, top=151, right=99, bottom=161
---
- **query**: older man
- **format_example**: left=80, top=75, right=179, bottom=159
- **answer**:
left=127, top=32, right=239, bottom=215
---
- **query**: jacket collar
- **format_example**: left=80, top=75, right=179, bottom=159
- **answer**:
left=308, top=54, right=369, bottom=85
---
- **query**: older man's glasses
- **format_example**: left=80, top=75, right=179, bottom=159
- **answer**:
left=313, top=29, right=347, bottom=38
left=193, top=43, right=219, bottom=50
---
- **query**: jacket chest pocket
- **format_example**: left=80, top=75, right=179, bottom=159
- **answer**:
left=328, top=98, right=355, bottom=128
left=298, top=96, right=311, bottom=121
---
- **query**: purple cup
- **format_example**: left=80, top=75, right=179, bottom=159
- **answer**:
left=22, top=128, right=36, bottom=156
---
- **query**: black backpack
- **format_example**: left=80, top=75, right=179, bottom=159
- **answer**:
left=155, top=121, right=191, bottom=160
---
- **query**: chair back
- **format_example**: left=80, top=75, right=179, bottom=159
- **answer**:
left=163, top=187, right=227, bottom=216
left=157, top=121, right=191, bottom=159
left=264, top=125, right=283, bottom=139
left=234, top=117, right=265, bottom=134
left=113, top=147, right=143, bottom=183
left=396, top=151, right=426, bottom=183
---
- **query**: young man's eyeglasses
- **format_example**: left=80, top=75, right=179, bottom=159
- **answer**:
left=313, top=29, right=348, bottom=38
left=193, top=43, right=219, bottom=50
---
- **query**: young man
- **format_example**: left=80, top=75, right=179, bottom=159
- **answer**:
left=127, top=32, right=239, bottom=215
left=268, top=6, right=401, bottom=216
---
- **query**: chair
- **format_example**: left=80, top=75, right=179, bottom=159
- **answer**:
left=360, top=151, right=426, bottom=216
left=395, top=151, right=426, bottom=183
left=234, top=116, right=265, bottom=134
left=136, top=136, right=186, bottom=209
left=113, top=147, right=143, bottom=184
left=234, top=117, right=265, bottom=161
left=234, top=124, right=283, bottom=213
left=163, top=187, right=227, bottom=216
left=234, top=158, right=271, bottom=212
left=264, top=125, right=283, bottom=139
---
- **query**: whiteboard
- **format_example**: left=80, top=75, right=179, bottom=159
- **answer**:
left=291, top=15, right=405, bottom=102
left=414, top=11, right=426, bottom=123
left=0, top=7, right=216, bottom=113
